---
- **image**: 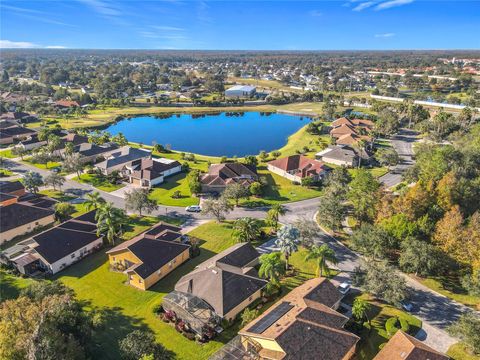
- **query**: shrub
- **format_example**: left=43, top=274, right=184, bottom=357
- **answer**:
left=385, top=317, right=400, bottom=337
left=152, top=304, right=163, bottom=315
left=400, top=317, right=410, bottom=333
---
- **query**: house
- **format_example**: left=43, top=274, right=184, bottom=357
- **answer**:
left=174, top=243, right=267, bottom=320
left=0, top=126, right=36, bottom=145
left=95, top=146, right=152, bottom=175
left=74, top=142, right=119, bottom=163
left=330, top=117, right=373, bottom=146
left=238, top=278, right=360, bottom=360
left=54, top=100, right=80, bottom=108
left=15, top=134, right=47, bottom=151
left=225, top=85, right=257, bottom=98
left=315, top=145, right=359, bottom=167
left=125, top=158, right=182, bottom=188
left=200, top=163, right=258, bottom=193
left=106, top=222, right=190, bottom=290
left=267, top=155, right=328, bottom=183
left=6, top=211, right=103, bottom=275
left=374, top=331, right=449, bottom=360
left=0, top=182, right=55, bottom=244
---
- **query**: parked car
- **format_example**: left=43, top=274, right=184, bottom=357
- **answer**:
left=401, top=301, right=413, bottom=312
left=338, top=282, right=351, bottom=295
left=185, top=205, right=202, bottom=212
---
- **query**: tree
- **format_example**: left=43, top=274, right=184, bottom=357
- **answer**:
left=324, top=166, right=351, bottom=192
left=317, top=191, right=347, bottom=231
left=399, top=238, right=440, bottom=277
left=266, top=204, right=286, bottom=231
left=376, top=148, right=400, bottom=167
left=322, top=101, right=336, bottom=120
left=275, top=225, right=300, bottom=270
left=351, top=224, right=394, bottom=260
left=38, top=127, right=52, bottom=143
left=64, top=142, right=75, bottom=157
left=20, top=280, right=73, bottom=301
left=48, top=134, right=62, bottom=157
left=241, top=308, right=259, bottom=327
left=244, top=155, right=258, bottom=167
left=54, top=202, right=75, bottom=222
left=348, top=169, right=381, bottom=223
left=11, top=146, right=27, bottom=160
left=22, top=171, right=43, bottom=194
left=233, top=217, right=261, bottom=243
left=352, top=298, right=371, bottom=325
left=360, top=261, right=407, bottom=306
left=249, top=181, right=263, bottom=197
left=223, top=183, right=250, bottom=206
left=63, top=153, right=85, bottom=179
left=96, top=202, right=128, bottom=245
left=375, top=108, right=400, bottom=136
left=125, top=188, right=158, bottom=216
left=187, top=169, right=202, bottom=196
left=112, top=132, right=128, bottom=146
left=201, top=197, right=233, bottom=222
left=85, top=191, right=106, bottom=211
left=119, top=330, right=171, bottom=360
left=258, top=252, right=286, bottom=286
left=292, top=217, right=320, bottom=248
left=258, top=150, right=268, bottom=162
left=448, top=312, right=480, bottom=355
left=31, top=149, right=54, bottom=169
left=305, top=244, right=338, bottom=277
left=44, top=172, right=65, bottom=191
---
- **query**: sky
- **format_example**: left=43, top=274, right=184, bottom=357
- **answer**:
left=0, top=0, right=479, bottom=50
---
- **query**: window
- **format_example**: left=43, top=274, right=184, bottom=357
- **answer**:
left=35, top=222, right=39, bottom=225
left=112, top=256, right=116, bottom=262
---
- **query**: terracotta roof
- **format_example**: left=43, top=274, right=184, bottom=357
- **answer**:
left=330, top=123, right=358, bottom=137
left=351, top=118, right=374, bottom=128
left=54, top=100, right=80, bottom=107
left=336, top=133, right=371, bottom=146
left=374, top=331, right=449, bottom=360
left=267, top=155, right=327, bottom=179
left=331, top=117, right=352, bottom=127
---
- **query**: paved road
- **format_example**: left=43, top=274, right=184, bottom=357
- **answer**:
left=379, top=128, right=418, bottom=188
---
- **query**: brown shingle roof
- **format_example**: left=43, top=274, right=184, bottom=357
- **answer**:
left=200, top=163, right=257, bottom=187
left=267, top=155, right=327, bottom=179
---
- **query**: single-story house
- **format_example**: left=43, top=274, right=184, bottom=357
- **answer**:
left=225, top=85, right=256, bottom=98
left=0, top=187, right=55, bottom=244
left=95, top=146, right=152, bottom=175
left=106, top=222, right=190, bottom=290
left=239, top=278, right=360, bottom=360
left=315, top=145, right=359, bottom=167
left=374, top=331, right=448, bottom=360
left=174, top=243, right=267, bottom=321
left=125, top=158, right=182, bottom=188
left=200, top=163, right=258, bottom=193
left=73, top=142, right=119, bottom=163
left=0, top=180, right=26, bottom=197
left=15, top=134, right=47, bottom=151
left=8, top=211, right=103, bottom=275
left=0, top=126, right=36, bottom=145
left=267, top=155, right=328, bottom=183
left=54, top=100, right=80, bottom=108
left=330, top=117, right=373, bottom=147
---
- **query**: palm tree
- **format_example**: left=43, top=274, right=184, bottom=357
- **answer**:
left=96, top=202, right=127, bottom=245
left=275, top=225, right=300, bottom=270
left=85, top=191, right=106, bottom=211
left=304, top=244, right=338, bottom=277
left=258, top=252, right=285, bottom=286
left=233, top=217, right=261, bottom=243
left=266, top=204, right=286, bottom=232
left=352, top=298, right=371, bottom=325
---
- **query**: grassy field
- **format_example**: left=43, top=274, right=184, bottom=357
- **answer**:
left=0, top=149, right=15, bottom=158
left=23, top=157, right=61, bottom=170
left=149, top=173, right=199, bottom=207
left=74, top=174, right=125, bottom=192
left=0, top=271, right=35, bottom=302
left=448, top=343, right=480, bottom=360
left=413, top=275, right=480, bottom=309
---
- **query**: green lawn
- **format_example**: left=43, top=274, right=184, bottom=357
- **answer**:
left=0, top=168, right=14, bottom=177
left=148, top=173, right=199, bottom=207
left=447, top=343, right=480, bottom=360
left=413, top=275, right=480, bottom=308
left=349, top=294, right=422, bottom=360
left=0, top=149, right=15, bottom=158
left=38, top=189, right=90, bottom=217
left=24, top=157, right=61, bottom=170
left=74, top=174, right=125, bottom=192
left=349, top=166, right=390, bottom=179
left=0, top=271, right=35, bottom=302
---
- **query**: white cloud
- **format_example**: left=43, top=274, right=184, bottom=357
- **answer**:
left=375, top=32, right=396, bottom=38
left=353, top=1, right=376, bottom=11
left=79, top=0, right=121, bottom=16
left=375, top=0, right=414, bottom=10
left=309, top=10, right=323, bottom=17
left=45, top=45, right=67, bottom=49
left=0, top=40, right=38, bottom=48
left=152, top=25, right=184, bottom=31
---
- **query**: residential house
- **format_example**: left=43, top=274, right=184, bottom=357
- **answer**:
left=315, top=145, right=360, bottom=167
left=15, top=134, right=47, bottom=151
left=267, top=155, right=328, bottom=183
left=0, top=125, right=36, bottom=145
left=239, top=278, right=360, bottom=360
left=330, top=117, right=373, bottom=147
left=225, top=85, right=257, bottom=98
left=0, top=182, right=55, bottom=244
left=54, top=100, right=80, bottom=108
left=6, top=211, right=103, bottom=275
left=200, top=163, right=258, bottom=193
left=95, top=146, right=152, bottom=175
left=125, top=158, right=182, bottom=188
left=106, top=222, right=190, bottom=290
left=374, top=331, right=449, bottom=360
left=73, top=142, right=119, bottom=164
left=174, top=243, right=268, bottom=321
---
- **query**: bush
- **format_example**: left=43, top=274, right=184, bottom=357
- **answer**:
left=385, top=317, right=400, bottom=337
left=152, top=304, right=163, bottom=315
left=400, top=317, right=410, bottom=333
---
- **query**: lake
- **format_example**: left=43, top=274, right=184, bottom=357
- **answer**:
left=104, top=112, right=310, bottom=157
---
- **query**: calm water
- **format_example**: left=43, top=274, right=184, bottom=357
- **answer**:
left=105, top=112, right=310, bottom=157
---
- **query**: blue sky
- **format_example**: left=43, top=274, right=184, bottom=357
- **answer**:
left=1, top=0, right=479, bottom=50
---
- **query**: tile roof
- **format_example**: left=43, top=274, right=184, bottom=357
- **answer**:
left=374, top=331, right=449, bottom=360
left=267, top=155, right=327, bottom=178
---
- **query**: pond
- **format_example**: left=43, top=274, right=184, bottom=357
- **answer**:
left=104, top=112, right=310, bottom=157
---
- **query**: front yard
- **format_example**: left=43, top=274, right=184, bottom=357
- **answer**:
left=148, top=173, right=200, bottom=207
left=74, top=173, right=125, bottom=192
left=24, top=157, right=61, bottom=170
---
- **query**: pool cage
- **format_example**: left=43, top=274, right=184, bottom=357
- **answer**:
left=162, top=291, right=222, bottom=336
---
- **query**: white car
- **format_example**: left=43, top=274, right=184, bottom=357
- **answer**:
left=338, top=282, right=351, bottom=295
left=185, top=205, right=202, bottom=213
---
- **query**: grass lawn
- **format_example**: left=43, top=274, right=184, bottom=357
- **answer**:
left=0, top=271, right=35, bottom=302
left=0, top=149, right=15, bottom=158
left=349, top=166, right=390, bottom=179
left=413, top=275, right=480, bottom=308
left=74, top=173, right=125, bottom=192
left=240, top=165, right=323, bottom=207
left=148, top=173, right=199, bottom=207
left=0, top=168, right=14, bottom=177
left=448, top=343, right=480, bottom=360
left=38, top=189, right=90, bottom=217
left=24, top=157, right=61, bottom=170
